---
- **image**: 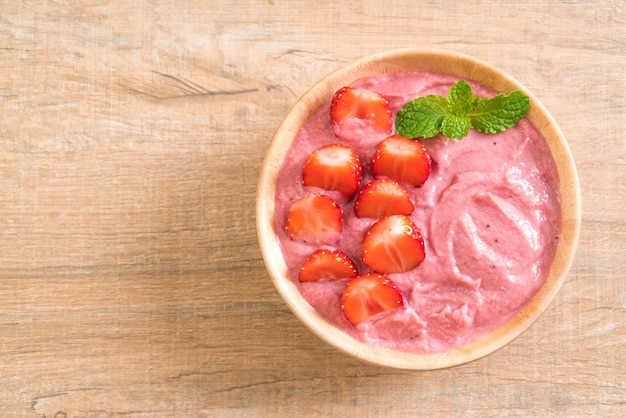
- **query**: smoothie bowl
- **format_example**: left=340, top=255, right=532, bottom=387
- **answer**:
left=257, top=49, right=580, bottom=369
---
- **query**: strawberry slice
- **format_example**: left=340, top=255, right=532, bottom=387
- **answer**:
left=330, top=86, right=393, bottom=141
left=341, top=273, right=404, bottom=326
left=299, top=249, right=358, bottom=282
left=286, top=194, right=342, bottom=245
left=370, top=134, right=432, bottom=187
left=302, top=144, right=362, bottom=197
left=362, top=215, right=425, bottom=274
left=354, top=178, right=414, bottom=219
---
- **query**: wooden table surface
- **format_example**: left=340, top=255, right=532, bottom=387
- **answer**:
left=1, top=1, right=624, bottom=416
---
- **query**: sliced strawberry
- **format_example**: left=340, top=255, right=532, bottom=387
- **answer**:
left=286, top=194, right=342, bottom=245
left=354, top=178, right=414, bottom=219
left=370, top=134, right=432, bottom=187
left=341, top=273, right=404, bottom=326
left=330, top=86, right=393, bottom=141
left=362, top=215, right=425, bottom=274
left=302, top=144, right=362, bottom=197
left=299, top=249, right=358, bottom=282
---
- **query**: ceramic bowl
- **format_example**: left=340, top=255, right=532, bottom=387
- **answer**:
left=256, top=49, right=580, bottom=369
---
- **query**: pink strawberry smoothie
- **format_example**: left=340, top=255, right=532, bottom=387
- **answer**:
left=274, top=70, right=561, bottom=354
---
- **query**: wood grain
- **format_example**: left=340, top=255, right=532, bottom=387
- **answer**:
left=0, top=0, right=624, bottom=416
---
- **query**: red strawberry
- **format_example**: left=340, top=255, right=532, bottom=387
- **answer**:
left=286, top=194, right=342, bottom=245
left=354, top=178, right=414, bottom=219
left=302, top=144, right=362, bottom=197
left=330, top=86, right=393, bottom=141
left=362, top=215, right=425, bottom=274
left=299, top=249, right=358, bottom=282
left=370, top=134, right=432, bottom=187
left=341, top=273, right=404, bottom=326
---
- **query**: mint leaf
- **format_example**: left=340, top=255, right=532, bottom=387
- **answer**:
left=442, top=114, right=472, bottom=139
left=394, top=80, right=530, bottom=140
left=395, top=95, right=448, bottom=139
left=447, top=80, right=474, bottom=115
left=468, top=91, right=530, bottom=134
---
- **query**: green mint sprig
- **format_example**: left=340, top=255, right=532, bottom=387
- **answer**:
left=395, top=80, right=530, bottom=140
